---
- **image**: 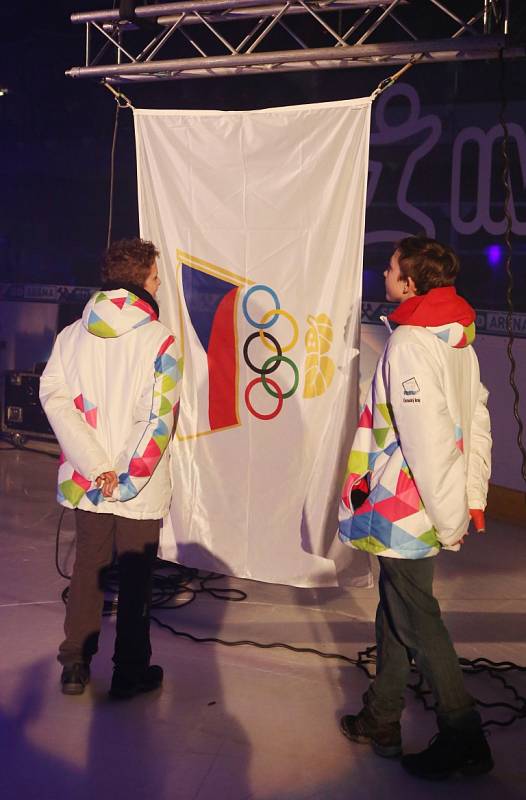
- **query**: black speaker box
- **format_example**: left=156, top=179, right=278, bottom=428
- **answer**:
left=2, top=371, right=55, bottom=440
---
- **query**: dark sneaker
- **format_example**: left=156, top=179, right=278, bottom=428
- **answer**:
left=61, top=662, right=90, bottom=695
left=401, top=727, right=494, bottom=780
left=340, top=708, right=402, bottom=758
left=109, top=664, right=164, bottom=700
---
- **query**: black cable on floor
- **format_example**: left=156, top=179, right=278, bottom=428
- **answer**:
left=51, top=498, right=526, bottom=731
left=150, top=613, right=378, bottom=681
left=55, top=508, right=71, bottom=580
left=118, top=563, right=526, bottom=729
left=407, top=656, right=526, bottom=729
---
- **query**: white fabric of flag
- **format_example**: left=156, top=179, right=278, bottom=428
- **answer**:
left=134, top=98, right=372, bottom=588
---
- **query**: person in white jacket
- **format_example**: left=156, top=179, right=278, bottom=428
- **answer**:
left=338, top=237, right=493, bottom=779
left=40, top=238, right=182, bottom=699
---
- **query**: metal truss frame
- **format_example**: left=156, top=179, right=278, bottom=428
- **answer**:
left=66, top=0, right=523, bottom=82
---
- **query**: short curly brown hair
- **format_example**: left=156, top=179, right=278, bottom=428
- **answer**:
left=396, top=236, right=459, bottom=295
left=101, top=238, right=159, bottom=287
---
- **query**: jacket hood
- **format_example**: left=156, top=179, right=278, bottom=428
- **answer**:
left=82, top=288, right=158, bottom=338
left=388, top=287, right=476, bottom=348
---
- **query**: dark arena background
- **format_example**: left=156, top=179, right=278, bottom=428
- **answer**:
left=0, top=3, right=525, bottom=799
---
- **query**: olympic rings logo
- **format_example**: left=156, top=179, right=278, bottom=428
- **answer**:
left=242, top=285, right=300, bottom=420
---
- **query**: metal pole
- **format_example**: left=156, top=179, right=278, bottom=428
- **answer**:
left=428, top=0, right=477, bottom=36
left=145, top=20, right=185, bottom=62
left=297, top=0, right=349, bottom=47
left=98, top=47, right=522, bottom=81
left=70, top=0, right=392, bottom=24
left=192, top=11, right=238, bottom=53
left=235, top=17, right=270, bottom=53
left=451, top=10, right=484, bottom=39
left=356, top=0, right=405, bottom=46
left=483, top=0, right=491, bottom=33
left=389, top=11, right=417, bottom=41
left=85, top=23, right=91, bottom=66
left=340, top=7, right=374, bottom=44
left=178, top=27, right=209, bottom=57
left=277, top=19, right=308, bottom=49
left=158, top=3, right=373, bottom=26
left=246, top=3, right=292, bottom=54
left=92, top=22, right=137, bottom=63
left=65, top=34, right=509, bottom=79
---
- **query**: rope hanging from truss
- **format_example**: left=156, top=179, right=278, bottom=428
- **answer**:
left=102, top=79, right=134, bottom=108
left=369, top=52, right=425, bottom=100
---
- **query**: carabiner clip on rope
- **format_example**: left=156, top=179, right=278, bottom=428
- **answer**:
left=101, top=80, right=134, bottom=109
left=370, top=53, right=425, bottom=102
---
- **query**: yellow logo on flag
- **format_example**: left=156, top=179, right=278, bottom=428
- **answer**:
left=303, top=313, right=335, bottom=398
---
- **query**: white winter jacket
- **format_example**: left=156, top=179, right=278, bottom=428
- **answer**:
left=40, top=288, right=183, bottom=519
left=339, top=287, right=491, bottom=558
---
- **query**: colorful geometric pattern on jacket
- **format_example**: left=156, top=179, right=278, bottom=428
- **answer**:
left=74, top=394, right=98, bottom=429
left=58, top=469, right=93, bottom=507
left=427, top=321, right=475, bottom=349
left=115, top=335, right=183, bottom=502
left=87, top=291, right=157, bottom=339
left=56, top=336, right=182, bottom=508
left=57, top=395, right=99, bottom=504
left=455, top=424, right=464, bottom=453
left=339, top=396, right=441, bottom=558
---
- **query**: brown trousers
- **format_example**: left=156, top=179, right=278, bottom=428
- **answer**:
left=58, top=509, right=160, bottom=674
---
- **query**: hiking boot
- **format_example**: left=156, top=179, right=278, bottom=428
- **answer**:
left=340, top=708, right=402, bottom=758
left=61, top=662, right=90, bottom=695
left=109, top=664, right=163, bottom=700
left=401, top=727, right=494, bottom=780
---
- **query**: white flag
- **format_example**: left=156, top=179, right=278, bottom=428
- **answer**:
left=135, top=98, right=372, bottom=587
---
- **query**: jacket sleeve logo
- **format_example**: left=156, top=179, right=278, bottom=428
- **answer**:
left=402, top=377, right=420, bottom=397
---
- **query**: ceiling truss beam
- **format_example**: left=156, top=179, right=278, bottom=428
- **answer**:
left=66, top=0, right=522, bottom=82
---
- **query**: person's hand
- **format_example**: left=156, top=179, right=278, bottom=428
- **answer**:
left=96, top=470, right=118, bottom=497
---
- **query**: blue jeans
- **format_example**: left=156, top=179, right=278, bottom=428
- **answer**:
left=365, top=556, right=481, bottom=732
